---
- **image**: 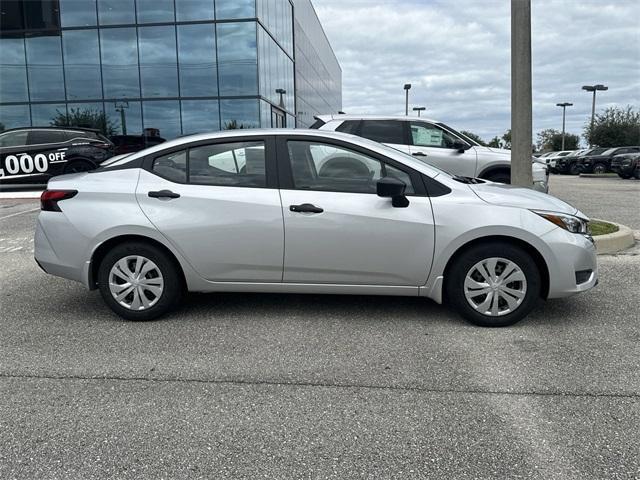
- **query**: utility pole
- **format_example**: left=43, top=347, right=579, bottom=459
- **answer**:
left=114, top=100, right=129, bottom=135
left=510, top=0, right=533, bottom=188
left=582, top=84, right=607, bottom=146
left=413, top=106, right=426, bottom=117
left=556, top=102, right=573, bottom=150
left=404, top=84, right=411, bottom=116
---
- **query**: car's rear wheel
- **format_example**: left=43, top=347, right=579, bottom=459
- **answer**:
left=618, top=172, right=632, bottom=179
left=445, top=242, right=541, bottom=327
left=97, top=242, right=183, bottom=321
left=485, top=172, right=511, bottom=184
left=592, top=163, right=608, bottom=174
left=64, top=159, right=95, bottom=174
left=568, top=162, right=581, bottom=175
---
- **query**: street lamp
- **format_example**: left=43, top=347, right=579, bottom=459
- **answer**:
left=556, top=102, right=573, bottom=150
left=412, top=106, right=426, bottom=117
left=403, top=84, right=411, bottom=116
left=114, top=100, right=129, bottom=135
left=275, top=88, right=286, bottom=108
left=582, top=84, right=608, bottom=146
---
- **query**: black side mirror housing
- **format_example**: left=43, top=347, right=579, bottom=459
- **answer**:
left=453, top=140, right=471, bottom=153
left=377, top=177, right=409, bottom=208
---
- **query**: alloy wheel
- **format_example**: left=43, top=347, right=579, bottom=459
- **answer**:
left=463, top=257, right=527, bottom=317
left=108, top=255, right=164, bottom=310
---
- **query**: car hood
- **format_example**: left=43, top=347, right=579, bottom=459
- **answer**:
left=468, top=181, right=581, bottom=216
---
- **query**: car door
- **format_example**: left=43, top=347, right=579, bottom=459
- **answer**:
left=277, top=136, right=435, bottom=287
left=136, top=136, right=284, bottom=282
left=407, top=121, right=477, bottom=176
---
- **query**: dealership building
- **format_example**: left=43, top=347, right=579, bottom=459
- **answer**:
left=0, top=0, right=341, bottom=139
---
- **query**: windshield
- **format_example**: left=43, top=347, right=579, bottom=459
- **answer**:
left=370, top=139, right=453, bottom=178
left=601, top=148, right=618, bottom=156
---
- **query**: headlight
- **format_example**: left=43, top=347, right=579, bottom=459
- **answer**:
left=533, top=211, right=590, bottom=234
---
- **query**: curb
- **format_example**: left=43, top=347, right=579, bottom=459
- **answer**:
left=593, top=220, right=636, bottom=255
left=579, top=173, right=618, bottom=178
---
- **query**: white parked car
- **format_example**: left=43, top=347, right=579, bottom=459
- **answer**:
left=311, top=115, right=549, bottom=192
left=35, top=129, right=597, bottom=327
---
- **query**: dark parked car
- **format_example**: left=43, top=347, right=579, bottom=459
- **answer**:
left=0, top=127, right=114, bottom=187
left=577, top=146, right=640, bottom=174
left=110, top=134, right=166, bottom=155
left=556, top=147, right=607, bottom=175
left=611, top=152, right=640, bottom=179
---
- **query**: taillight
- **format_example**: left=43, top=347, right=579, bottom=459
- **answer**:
left=40, top=190, right=78, bottom=212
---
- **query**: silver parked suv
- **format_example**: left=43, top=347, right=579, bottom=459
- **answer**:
left=311, top=115, right=549, bottom=192
left=35, top=129, right=595, bottom=327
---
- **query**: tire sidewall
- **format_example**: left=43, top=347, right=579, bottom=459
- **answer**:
left=97, top=242, right=182, bottom=321
left=592, top=163, right=607, bottom=174
left=445, top=243, right=541, bottom=327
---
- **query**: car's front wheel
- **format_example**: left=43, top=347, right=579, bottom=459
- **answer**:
left=592, top=163, right=608, bottom=174
left=445, top=242, right=541, bottom=327
left=97, top=242, right=183, bottom=321
left=568, top=162, right=581, bottom=175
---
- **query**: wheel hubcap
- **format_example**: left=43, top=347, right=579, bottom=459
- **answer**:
left=108, top=255, right=164, bottom=311
left=463, top=257, right=527, bottom=317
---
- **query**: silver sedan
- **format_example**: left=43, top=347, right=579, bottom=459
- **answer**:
left=34, top=129, right=598, bottom=327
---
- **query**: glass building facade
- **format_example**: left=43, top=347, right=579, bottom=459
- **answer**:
left=0, top=0, right=341, bottom=139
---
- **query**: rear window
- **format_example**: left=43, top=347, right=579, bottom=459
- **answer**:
left=335, top=120, right=361, bottom=135
left=309, top=118, right=326, bottom=129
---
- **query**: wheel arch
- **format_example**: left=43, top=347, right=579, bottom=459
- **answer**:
left=89, top=234, right=187, bottom=290
left=478, top=165, right=511, bottom=180
left=441, top=235, right=550, bottom=300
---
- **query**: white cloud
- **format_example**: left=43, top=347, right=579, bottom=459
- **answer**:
left=313, top=0, right=640, bottom=144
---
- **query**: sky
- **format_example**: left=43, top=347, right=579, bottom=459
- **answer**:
left=312, top=0, right=640, bottom=145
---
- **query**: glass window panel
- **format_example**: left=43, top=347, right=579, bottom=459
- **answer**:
left=0, top=38, right=28, bottom=103
left=23, top=0, right=61, bottom=30
left=139, top=26, right=178, bottom=98
left=136, top=0, right=174, bottom=23
left=63, top=30, right=102, bottom=100
left=220, top=99, right=259, bottom=130
left=0, top=105, right=31, bottom=130
left=62, top=102, right=108, bottom=133
left=0, top=130, right=29, bottom=147
left=181, top=100, right=220, bottom=135
left=98, top=0, right=135, bottom=25
left=26, top=36, right=65, bottom=102
left=106, top=100, right=142, bottom=135
left=152, top=150, right=187, bottom=183
left=410, top=122, right=458, bottom=148
left=217, top=22, right=258, bottom=96
left=0, top=0, right=25, bottom=32
left=176, top=0, right=214, bottom=21
left=216, top=0, right=255, bottom=19
left=59, top=0, right=97, bottom=27
left=188, top=141, right=265, bottom=187
left=177, top=24, right=217, bottom=97
left=143, top=101, right=181, bottom=140
left=101, top=27, right=140, bottom=99
left=31, top=104, right=67, bottom=127
left=360, top=120, right=405, bottom=144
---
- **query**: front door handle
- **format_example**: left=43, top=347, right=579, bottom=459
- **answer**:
left=290, top=203, right=323, bottom=214
left=148, top=190, right=180, bottom=199
left=412, top=151, right=428, bottom=157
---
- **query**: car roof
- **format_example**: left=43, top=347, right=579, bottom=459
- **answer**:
left=315, top=114, right=440, bottom=124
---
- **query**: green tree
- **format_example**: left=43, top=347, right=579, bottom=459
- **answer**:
left=51, top=107, right=117, bottom=136
left=487, top=136, right=502, bottom=148
left=223, top=119, right=246, bottom=130
left=537, top=128, right=580, bottom=151
left=583, top=106, right=640, bottom=147
left=501, top=129, right=512, bottom=150
left=460, top=130, right=487, bottom=146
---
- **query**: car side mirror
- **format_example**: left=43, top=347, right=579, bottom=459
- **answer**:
left=377, top=177, right=409, bottom=208
left=453, top=140, right=471, bottom=153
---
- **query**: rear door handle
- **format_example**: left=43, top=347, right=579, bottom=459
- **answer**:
left=290, top=203, right=323, bottom=214
left=148, top=190, right=180, bottom=199
left=412, top=152, right=428, bottom=157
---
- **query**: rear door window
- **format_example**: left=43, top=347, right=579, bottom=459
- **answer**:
left=359, top=120, right=406, bottom=144
left=152, top=150, right=187, bottom=183
left=0, top=130, right=29, bottom=148
left=188, top=141, right=266, bottom=187
left=27, top=130, right=68, bottom=145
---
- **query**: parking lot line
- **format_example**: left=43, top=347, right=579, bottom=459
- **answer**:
left=0, top=207, right=40, bottom=221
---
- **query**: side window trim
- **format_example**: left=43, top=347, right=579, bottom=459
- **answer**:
left=276, top=135, right=428, bottom=196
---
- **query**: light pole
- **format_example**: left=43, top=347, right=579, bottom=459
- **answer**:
left=403, top=84, right=411, bottom=116
left=413, top=106, right=426, bottom=117
left=275, top=88, right=286, bottom=108
left=582, top=84, right=607, bottom=146
left=556, top=102, right=573, bottom=150
left=114, top=100, right=129, bottom=135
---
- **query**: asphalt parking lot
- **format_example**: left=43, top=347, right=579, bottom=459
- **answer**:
left=1, top=175, right=639, bottom=479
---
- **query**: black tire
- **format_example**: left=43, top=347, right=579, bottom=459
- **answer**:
left=592, top=163, right=608, bottom=174
left=568, top=162, right=581, bottom=175
left=445, top=242, right=541, bottom=327
left=634, top=168, right=640, bottom=180
left=64, top=159, right=95, bottom=174
left=97, top=242, right=183, bottom=321
left=485, top=172, right=511, bottom=184
left=618, top=173, right=632, bottom=179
